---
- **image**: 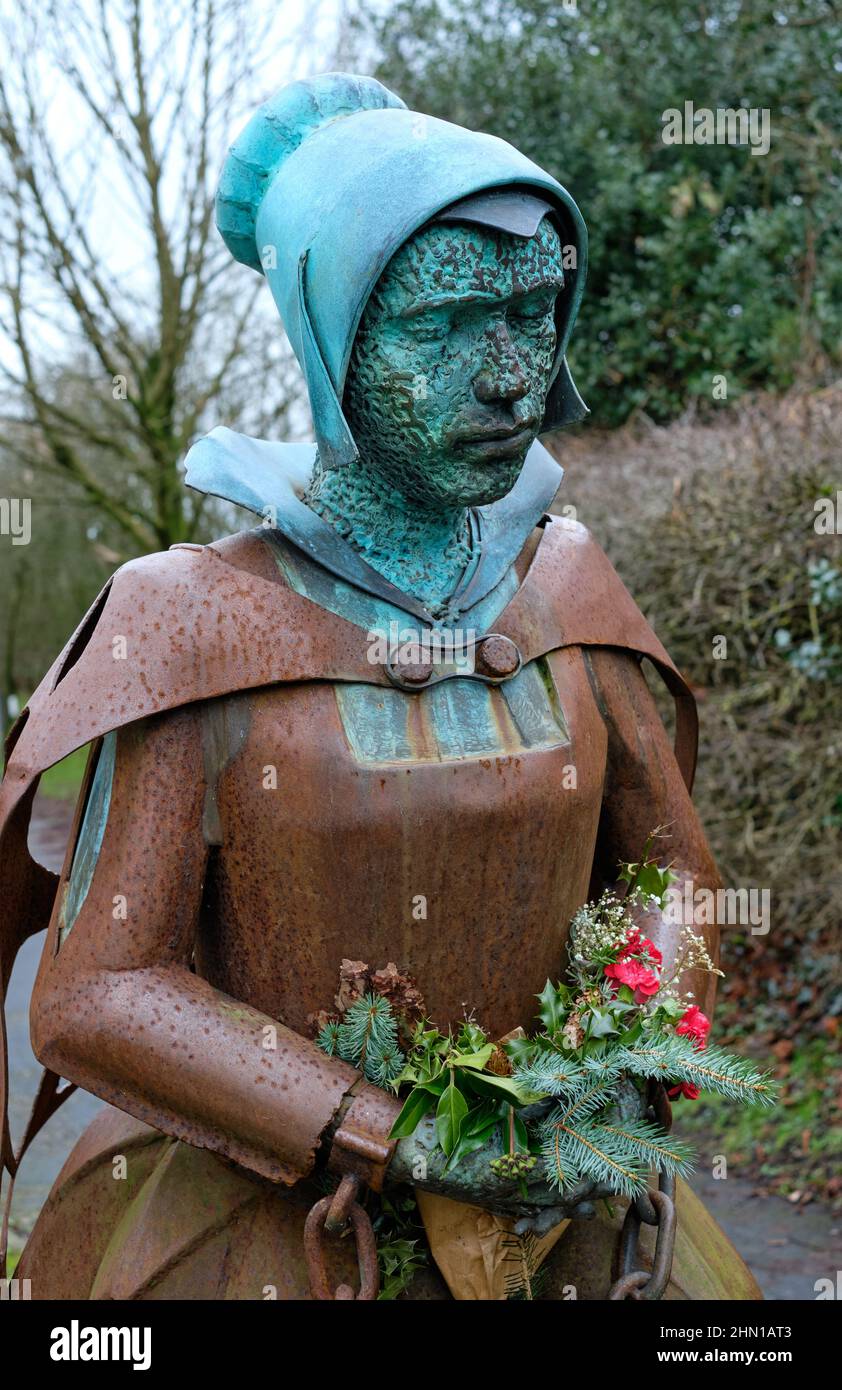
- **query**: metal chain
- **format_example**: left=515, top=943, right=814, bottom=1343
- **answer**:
left=607, top=1083, right=677, bottom=1301
left=304, top=1174, right=380, bottom=1301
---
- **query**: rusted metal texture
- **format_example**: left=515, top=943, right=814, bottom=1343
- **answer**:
left=4, top=518, right=724, bottom=1297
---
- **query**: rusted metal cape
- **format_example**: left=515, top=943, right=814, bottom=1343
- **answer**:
left=0, top=517, right=697, bottom=1209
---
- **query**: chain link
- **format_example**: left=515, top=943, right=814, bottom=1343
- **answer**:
left=606, top=1083, right=678, bottom=1301
left=304, top=1174, right=380, bottom=1300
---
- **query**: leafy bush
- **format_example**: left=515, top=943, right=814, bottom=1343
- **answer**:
left=351, top=0, right=842, bottom=424
left=553, top=387, right=842, bottom=1040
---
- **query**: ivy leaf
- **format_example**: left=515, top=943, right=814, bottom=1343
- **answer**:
left=389, top=1061, right=420, bottom=1090
left=436, top=1077, right=469, bottom=1157
left=442, top=1104, right=500, bottom=1171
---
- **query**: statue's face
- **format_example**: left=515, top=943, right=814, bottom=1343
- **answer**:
left=343, top=217, right=563, bottom=510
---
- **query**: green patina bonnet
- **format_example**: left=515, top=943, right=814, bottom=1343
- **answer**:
left=216, top=72, right=589, bottom=468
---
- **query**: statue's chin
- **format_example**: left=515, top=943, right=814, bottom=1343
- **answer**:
left=459, top=457, right=528, bottom=509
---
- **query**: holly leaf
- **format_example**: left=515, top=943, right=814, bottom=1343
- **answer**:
left=635, top=862, right=676, bottom=906
left=588, top=1009, right=619, bottom=1038
left=503, top=1035, right=537, bottom=1067
left=537, top=979, right=567, bottom=1033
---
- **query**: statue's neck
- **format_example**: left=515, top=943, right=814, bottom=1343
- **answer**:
left=307, top=460, right=472, bottom=619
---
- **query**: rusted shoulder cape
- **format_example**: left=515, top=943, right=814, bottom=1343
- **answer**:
left=0, top=517, right=698, bottom=1206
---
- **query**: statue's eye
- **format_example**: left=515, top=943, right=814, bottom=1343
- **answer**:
left=406, top=308, right=451, bottom=341
left=510, top=294, right=556, bottom=324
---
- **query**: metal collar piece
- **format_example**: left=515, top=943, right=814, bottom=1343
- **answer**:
left=183, top=427, right=563, bottom=625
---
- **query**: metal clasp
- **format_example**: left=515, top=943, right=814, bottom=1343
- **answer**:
left=384, top=632, right=522, bottom=691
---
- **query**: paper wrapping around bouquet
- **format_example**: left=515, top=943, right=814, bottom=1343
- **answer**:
left=417, top=1190, right=570, bottom=1300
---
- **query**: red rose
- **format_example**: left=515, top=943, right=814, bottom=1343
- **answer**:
left=677, top=1005, right=711, bottom=1046
left=604, top=957, right=660, bottom=1002
left=667, top=1082, right=701, bottom=1102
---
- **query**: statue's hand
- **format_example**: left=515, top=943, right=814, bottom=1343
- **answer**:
left=386, top=1079, right=646, bottom=1237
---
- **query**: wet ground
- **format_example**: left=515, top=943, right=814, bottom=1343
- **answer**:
left=7, top=796, right=841, bottom=1299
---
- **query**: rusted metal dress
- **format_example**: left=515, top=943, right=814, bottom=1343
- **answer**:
left=5, top=518, right=759, bottom=1298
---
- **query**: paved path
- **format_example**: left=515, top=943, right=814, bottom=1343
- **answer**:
left=7, top=797, right=841, bottom=1299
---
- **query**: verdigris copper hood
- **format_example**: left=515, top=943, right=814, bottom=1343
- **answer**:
left=215, top=72, right=589, bottom=469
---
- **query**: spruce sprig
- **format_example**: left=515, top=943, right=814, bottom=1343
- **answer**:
left=514, top=1053, right=588, bottom=1096
left=319, top=993, right=405, bottom=1085
left=617, top=1035, right=776, bottom=1107
left=539, top=1110, right=693, bottom=1197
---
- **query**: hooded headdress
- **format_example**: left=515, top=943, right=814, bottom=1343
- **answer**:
left=215, top=72, right=589, bottom=470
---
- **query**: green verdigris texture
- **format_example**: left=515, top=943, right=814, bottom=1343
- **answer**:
left=307, top=218, right=563, bottom=617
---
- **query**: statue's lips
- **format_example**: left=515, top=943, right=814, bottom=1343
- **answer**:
left=456, top=425, right=536, bottom=460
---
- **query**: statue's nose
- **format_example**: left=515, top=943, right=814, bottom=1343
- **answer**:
left=472, top=322, right=529, bottom=405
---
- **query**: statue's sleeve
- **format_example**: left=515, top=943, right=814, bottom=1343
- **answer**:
left=583, top=646, right=722, bottom=1020
left=29, top=703, right=399, bottom=1188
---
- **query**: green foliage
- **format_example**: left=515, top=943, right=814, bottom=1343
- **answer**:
left=317, top=848, right=777, bottom=1203
left=36, top=745, right=89, bottom=799
left=678, top=1038, right=842, bottom=1206
left=501, top=1230, right=549, bottom=1300
left=372, top=1189, right=429, bottom=1299
left=528, top=1033, right=770, bottom=1195
left=319, top=993, right=404, bottom=1085
left=617, top=1036, right=777, bottom=1107
left=352, top=0, right=842, bottom=424
left=539, top=1105, right=694, bottom=1198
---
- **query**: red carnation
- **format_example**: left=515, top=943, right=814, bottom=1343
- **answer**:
left=677, top=1005, right=711, bottom=1046
left=618, top=931, right=663, bottom=968
left=604, top=957, right=660, bottom=1002
left=667, top=1081, right=701, bottom=1102
left=668, top=1006, right=711, bottom=1102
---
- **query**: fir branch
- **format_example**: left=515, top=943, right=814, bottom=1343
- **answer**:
left=514, top=1052, right=588, bottom=1096
left=317, top=1021, right=341, bottom=1055
left=593, top=1120, right=695, bottom=1177
left=618, top=1036, right=777, bottom=1106
left=557, top=1078, right=620, bottom=1124
left=325, top=993, right=405, bottom=1085
left=540, top=1111, right=647, bottom=1197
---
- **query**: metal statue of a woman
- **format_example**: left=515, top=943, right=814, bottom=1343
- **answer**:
left=0, top=73, right=760, bottom=1300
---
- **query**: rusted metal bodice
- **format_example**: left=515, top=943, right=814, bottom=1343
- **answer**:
left=196, top=643, right=606, bottom=1040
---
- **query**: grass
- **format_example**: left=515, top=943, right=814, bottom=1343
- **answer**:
left=34, top=745, right=88, bottom=799
left=677, top=1038, right=842, bottom=1207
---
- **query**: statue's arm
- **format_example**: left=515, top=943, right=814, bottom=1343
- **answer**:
left=584, top=646, right=722, bottom=1019
left=30, top=705, right=398, bottom=1187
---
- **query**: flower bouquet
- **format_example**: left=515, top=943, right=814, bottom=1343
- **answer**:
left=317, top=839, right=776, bottom=1298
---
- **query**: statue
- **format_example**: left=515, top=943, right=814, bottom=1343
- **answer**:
left=0, top=73, right=761, bottom=1299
